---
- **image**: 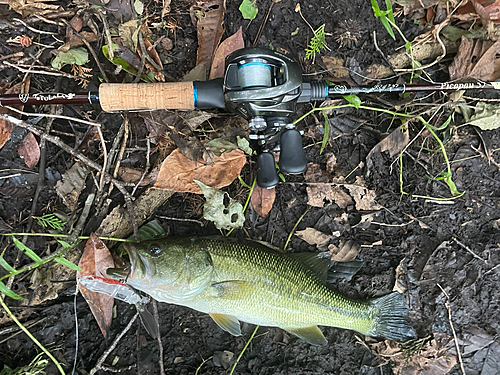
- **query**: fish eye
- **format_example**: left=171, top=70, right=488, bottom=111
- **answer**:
left=149, top=246, right=162, bottom=256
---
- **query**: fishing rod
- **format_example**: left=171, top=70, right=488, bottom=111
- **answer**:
left=1, top=47, right=498, bottom=187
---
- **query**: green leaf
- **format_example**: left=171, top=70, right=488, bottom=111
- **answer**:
left=51, top=47, right=89, bottom=70
left=468, top=102, right=500, bottom=130
left=344, top=94, right=361, bottom=108
left=57, top=240, right=72, bottom=249
left=102, top=44, right=155, bottom=83
left=0, top=280, right=25, bottom=300
left=239, top=0, right=258, bottom=20
left=371, top=0, right=381, bottom=15
left=385, top=0, right=395, bottom=23
left=0, top=254, right=15, bottom=273
left=12, top=236, right=42, bottom=263
left=321, top=111, right=330, bottom=154
left=134, top=0, right=144, bottom=15
left=380, top=16, right=396, bottom=40
left=54, top=257, right=81, bottom=271
left=206, top=138, right=239, bottom=156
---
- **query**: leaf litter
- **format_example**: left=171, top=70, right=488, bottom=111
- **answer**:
left=195, top=180, right=244, bottom=230
left=77, top=234, right=115, bottom=338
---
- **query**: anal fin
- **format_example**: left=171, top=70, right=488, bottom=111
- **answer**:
left=209, top=313, right=242, bottom=336
left=285, top=325, right=328, bottom=346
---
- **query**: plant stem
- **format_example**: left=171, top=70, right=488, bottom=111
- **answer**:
left=0, top=294, right=66, bottom=374
left=229, top=325, right=259, bottom=375
left=226, top=177, right=257, bottom=237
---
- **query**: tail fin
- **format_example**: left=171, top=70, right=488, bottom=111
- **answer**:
left=368, top=292, right=416, bottom=342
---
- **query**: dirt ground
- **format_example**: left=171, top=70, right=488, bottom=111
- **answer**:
left=0, top=0, right=499, bottom=374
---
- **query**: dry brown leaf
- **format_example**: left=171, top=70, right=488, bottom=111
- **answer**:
left=328, top=239, right=360, bottom=262
left=55, top=162, right=90, bottom=210
left=295, top=228, right=331, bottom=247
left=306, top=184, right=353, bottom=208
left=191, top=0, right=226, bottom=71
left=321, top=56, right=349, bottom=79
left=345, top=179, right=381, bottom=211
left=117, top=166, right=159, bottom=186
left=250, top=185, right=275, bottom=218
left=449, top=37, right=500, bottom=82
left=304, top=163, right=328, bottom=183
left=153, top=148, right=246, bottom=193
left=0, top=119, right=13, bottom=151
left=370, top=333, right=457, bottom=375
left=18, top=132, right=40, bottom=169
left=367, top=125, right=409, bottom=161
left=77, top=234, right=114, bottom=338
left=140, top=25, right=165, bottom=82
left=471, top=0, right=500, bottom=23
left=0, top=80, right=30, bottom=150
left=8, top=0, right=63, bottom=17
left=209, top=26, right=244, bottom=79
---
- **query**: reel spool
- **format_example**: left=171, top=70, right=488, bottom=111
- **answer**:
left=237, top=59, right=272, bottom=88
left=224, top=48, right=307, bottom=188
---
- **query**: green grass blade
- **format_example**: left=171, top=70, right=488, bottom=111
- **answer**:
left=12, top=236, right=42, bottom=263
left=57, top=240, right=72, bottom=249
left=0, top=254, right=16, bottom=273
left=0, top=280, right=25, bottom=300
left=380, top=16, right=396, bottom=40
left=321, top=111, right=330, bottom=154
left=54, top=257, right=81, bottom=271
left=385, top=0, right=395, bottom=23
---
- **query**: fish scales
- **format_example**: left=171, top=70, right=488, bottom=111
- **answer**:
left=194, top=237, right=373, bottom=333
left=107, top=235, right=416, bottom=345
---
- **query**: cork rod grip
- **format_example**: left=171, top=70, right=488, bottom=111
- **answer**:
left=99, top=82, right=195, bottom=112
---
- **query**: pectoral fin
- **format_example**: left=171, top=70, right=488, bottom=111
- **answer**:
left=285, top=325, right=328, bottom=346
left=209, top=313, right=242, bottom=336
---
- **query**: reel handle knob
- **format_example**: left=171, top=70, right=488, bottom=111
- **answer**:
left=257, top=152, right=279, bottom=188
left=279, top=129, right=307, bottom=174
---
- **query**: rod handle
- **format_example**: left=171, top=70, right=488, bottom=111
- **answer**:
left=99, top=82, right=195, bottom=112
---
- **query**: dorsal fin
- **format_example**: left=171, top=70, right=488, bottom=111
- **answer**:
left=289, top=253, right=365, bottom=283
left=288, top=253, right=330, bottom=283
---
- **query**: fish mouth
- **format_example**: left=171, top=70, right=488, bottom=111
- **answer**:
left=107, top=243, right=151, bottom=281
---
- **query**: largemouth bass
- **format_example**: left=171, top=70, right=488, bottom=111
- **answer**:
left=107, top=236, right=415, bottom=345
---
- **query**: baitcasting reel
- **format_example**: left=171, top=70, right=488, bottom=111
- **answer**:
left=223, top=48, right=328, bottom=188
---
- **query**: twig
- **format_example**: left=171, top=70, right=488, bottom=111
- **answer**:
left=156, top=216, right=203, bottom=225
left=373, top=31, right=396, bottom=75
left=394, top=0, right=465, bottom=73
left=0, top=113, right=140, bottom=239
left=152, top=301, right=165, bottom=375
left=5, top=106, right=100, bottom=128
left=90, top=313, right=139, bottom=375
left=436, top=284, right=466, bottom=375
left=452, top=237, right=487, bottom=264
left=94, top=9, right=114, bottom=61
left=12, top=17, right=58, bottom=35
left=253, top=0, right=278, bottom=46
left=132, top=138, right=150, bottom=196
left=68, top=193, right=96, bottom=244
left=97, top=126, right=108, bottom=191
left=3, top=61, right=90, bottom=82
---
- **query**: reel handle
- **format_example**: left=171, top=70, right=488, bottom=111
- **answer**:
left=257, top=152, right=279, bottom=188
left=98, top=80, right=224, bottom=112
left=279, top=129, right=307, bottom=174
